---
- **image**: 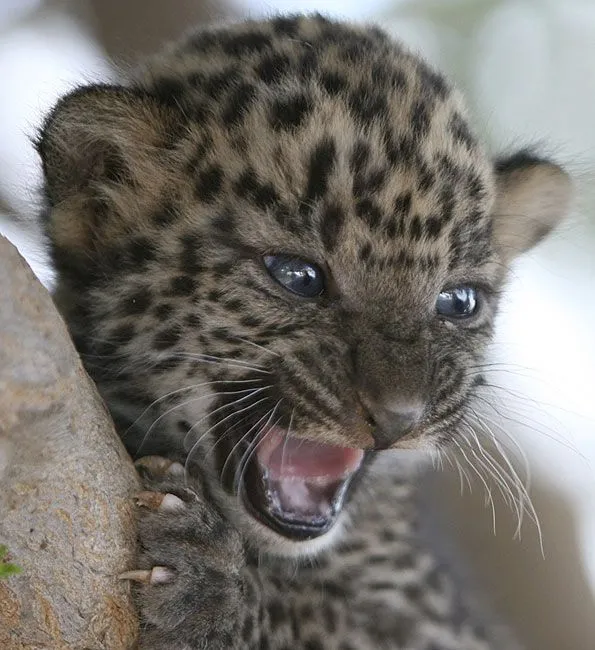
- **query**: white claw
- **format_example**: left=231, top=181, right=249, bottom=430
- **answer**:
left=167, top=462, right=185, bottom=477
left=150, top=566, right=174, bottom=584
left=160, top=493, right=186, bottom=512
left=119, top=566, right=173, bottom=585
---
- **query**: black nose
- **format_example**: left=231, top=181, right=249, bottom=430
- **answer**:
left=365, top=403, right=423, bottom=450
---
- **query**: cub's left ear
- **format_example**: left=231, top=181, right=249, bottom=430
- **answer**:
left=492, top=151, right=572, bottom=262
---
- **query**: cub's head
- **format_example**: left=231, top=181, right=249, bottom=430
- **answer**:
left=37, top=15, right=570, bottom=553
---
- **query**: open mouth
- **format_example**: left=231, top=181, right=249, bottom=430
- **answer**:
left=241, top=426, right=365, bottom=541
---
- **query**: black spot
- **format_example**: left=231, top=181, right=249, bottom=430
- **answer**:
left=411, top=100, right=431, bottom=137
left=425, top=216, right=443, bottom=238
left=384, top=219, right=398, bottom=239
left=202, top=67, right=241, bottom=99
left=195, top=164, right=224, bottom=203
left=256, top=53, right=292, bottom=84
left=320, top=203, right=345, bottom=253
left=267, top=600, right=286, bottom=630
left=110, top=323, right=135, bottom=346
left=221, top=31, right=272, bottom=57
left=304, top=639, right=324, bottom=650
left=359, top=241, right=372, bottom=262
left=212, top=209, right=236, bottom=235
left=234, top=168, right=259, bottom=199
left=221, top=82, right=257, bottom=125
left=153, top=357, right=182, bottom=372
left=301, top=138, right=336, bottom=212
left=371, top=63, right=407, bottom=91
left=124, top=238, right=157, bottom=270
left=153, top=327, right=182, bottom=350
left=322, top=603, right=337, bottom=634
left=348, top=85, right=388, bottom=124
left=240, top=315, right=262, bottom=328
left=271, top=15, right=301, bottom=36
left=154, top=303, right=174, bottom=320
left=297, top=49, right=317, bottom=78
left=241, top=616, right=253, bottom=642
left=187, top=31, right=220, bottom=54
left=393, top=192, right=412, bottom=218
left=151, top=202, right=178, bottom=227
left=417, top=61, right=449, bottom=99
left=103, top=149, right=134, bottom=185
left=320, top=71, right=347, bottom=96
left=349, top=141, right=370, bottom=175
left=270, top=93, right=313, bottom=131
left=356, top=198, right=382, bottom=230
left=150, top=77, right=187, bottom=108
left=417, top=162, right=435, bottom=193
left=122, top=286, right=152, bottom=315
left=169, top=275, right=197, bottom=296
left=439, top=185, right=455, bottom=222
left=223, top=298, right=243, bottom=312
left=467, top=172, right=487, bottom=201
left=384, top=133, right=415, bottom=166
left=253, top=183, right=280, bottom=210
left=184, top=313, right=202, bottom=328
left=210, top=327, right=232, bottom=342
left=397, top=250, right=415, bottom=269
left=179, top=232, right=204, bottom=274
left=449, top=112, right=476, bottom=149
left=409, top=215, right=423, bottom=241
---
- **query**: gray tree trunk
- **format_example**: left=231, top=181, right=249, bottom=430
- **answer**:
left=0, top=235, right=139, bottom=649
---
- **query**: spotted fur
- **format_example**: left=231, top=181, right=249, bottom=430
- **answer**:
left=37, top=14, right=570, bottom=649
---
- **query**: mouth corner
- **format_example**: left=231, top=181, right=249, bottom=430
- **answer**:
left=240, top=427, right=365, bottom=542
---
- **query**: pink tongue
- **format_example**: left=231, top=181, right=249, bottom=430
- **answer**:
left=257, top=427, right=364, bottom=480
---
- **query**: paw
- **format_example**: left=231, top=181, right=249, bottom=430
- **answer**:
left=122, top=456, right=245, bottom=650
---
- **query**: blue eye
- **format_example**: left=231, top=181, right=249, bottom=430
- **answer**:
left=436, top=287, right=478, bottom=319
left=263, top=255, right=325, bottom=298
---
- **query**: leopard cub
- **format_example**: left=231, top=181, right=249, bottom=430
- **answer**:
left=38, top=13, right=570, bottom=650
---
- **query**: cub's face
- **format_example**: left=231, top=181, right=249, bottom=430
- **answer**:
left=38, top=15, right=570, bottom=553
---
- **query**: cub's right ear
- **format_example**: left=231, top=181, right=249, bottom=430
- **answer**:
left=36, top=84, right=182, bottom=254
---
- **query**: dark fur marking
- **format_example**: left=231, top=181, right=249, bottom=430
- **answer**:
left=169, top=275, right=197, bottom=296
left=179, top=232, right=204, bottom=274
left=122, top=286, right=152, bottom=315
left=301, top=138, right=337, bottom=213
left=270, top=92, right=313, bottom=131
left=195, top=164, right=224, bottom=203
left=221, top=31, right=272, bottom=57
left=222, top=82, right=257, bottom=125
left=154, top=303, right=174, bottom=320
left=153, top=327, right=182, bottom=350
left=411, top=100, right=431, bottom=138
left=449, top=112, right=476, bottom=149
left=356, top=198, right=382, bottom=231
left=256, top=53, right=292, bottom=84
left=320, top=71, right=348, bottom=96
left=320, top=203, right=346, bottom=253
left=348, top=85, right=389, bottom=124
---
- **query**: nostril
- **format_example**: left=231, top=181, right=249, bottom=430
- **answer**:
left=364, top=412, right=376, bottom=428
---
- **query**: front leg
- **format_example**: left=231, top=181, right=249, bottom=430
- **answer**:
left=122, top=456, right=250, bottom=650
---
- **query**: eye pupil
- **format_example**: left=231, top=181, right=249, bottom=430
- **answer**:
left=436, top=286, right=478, bottom=319
left=263, top=255, right=325, bottom=298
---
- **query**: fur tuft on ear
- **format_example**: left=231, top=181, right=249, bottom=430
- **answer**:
left=492, top=149, right=572, bottom=261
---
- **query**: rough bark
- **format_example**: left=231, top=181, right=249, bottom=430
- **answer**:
left=0, top=235, right=139, bottom=649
